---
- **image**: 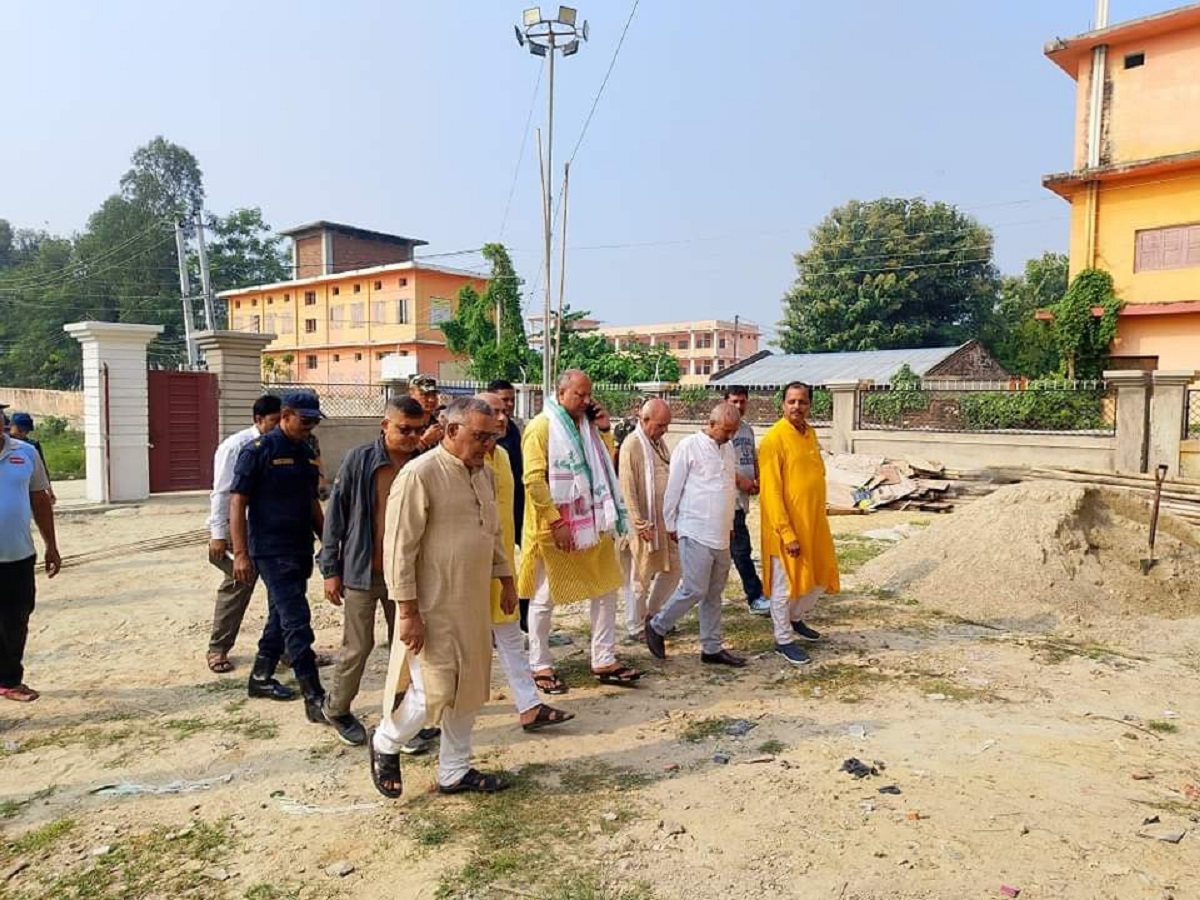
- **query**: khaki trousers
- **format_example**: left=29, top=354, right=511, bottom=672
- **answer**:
left=326, top=572, right=396, bottom=716
left=208, top=554, right=258, bottom=656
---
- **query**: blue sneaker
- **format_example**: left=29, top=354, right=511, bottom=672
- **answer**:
left=792, top=620, right=821, bottom=642
left=774, top=643, right=812, bottom=666
left=747, top=596, right=771, bottom=616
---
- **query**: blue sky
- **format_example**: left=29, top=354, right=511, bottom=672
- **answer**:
left=0, top=1, right=1177, bottom=343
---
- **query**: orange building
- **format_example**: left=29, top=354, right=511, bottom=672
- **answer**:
left=220, top=222, right=487, bottom=384
left=594, top=319, right=761, bottom=385
left=1043, top=5, right=1200, bottom=372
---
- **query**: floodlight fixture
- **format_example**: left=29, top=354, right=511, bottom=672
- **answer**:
left=557, top=6, right=577, bottom=25
left=562, top=39, right=580, bottom=56
left=523, top=7, right=542, bottom=26
left=514, top=24, right=525, bottom=46
left=529, top=42, right=548, bottom=57
left=581, top=19, right=589, bottom=41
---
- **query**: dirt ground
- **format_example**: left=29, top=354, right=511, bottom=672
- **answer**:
left=2, top=482, right=1199, bottom=900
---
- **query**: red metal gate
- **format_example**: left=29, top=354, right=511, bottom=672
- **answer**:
left=148, top=370, right=219, bottom=493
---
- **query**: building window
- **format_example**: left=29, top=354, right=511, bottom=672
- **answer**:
left=235, top=300, right=241, bottom=309
left=283, top=293, right=291, bottom=303
left=279, top=317, right=293, bottom=334
left=332, top=353, right=340, bottom=363
left=354, top=352, right=363, bottom=362
left=398, top=278, right=408, bottom=287
left=1135, top=224, right=1200, bottom=272
left=700, top=361, right=712, bottom=375
left=372, top=300, right=389, bottom=324
left=267, top=296, right=274, bottom=305
left=305, top=318, right=317, bottom=333
left=397, top=298, right=409, bottom=324
left=250, top=298, right=257, bottom=307
left=353, top=283, right=361, bottom=294
left=305, top=354, right=318, bottom=370
left=374, top=280, right=383, bottom=291
left=1124, top=52, right=1145, bottom=69
left=718, top=337, right=726, bottom=349
left=376, top=352, right=387, bottom=360
left=304, top=291, right=316, bottom=305
left=350, top=303, right=365, bottom=328
left=332, top=286, right=340, bottom=296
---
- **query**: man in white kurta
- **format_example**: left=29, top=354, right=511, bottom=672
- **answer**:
left=370, top=397, right=516, bottom=797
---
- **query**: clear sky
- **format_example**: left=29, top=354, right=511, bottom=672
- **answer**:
left=0, top=0, right=1178, bottom=344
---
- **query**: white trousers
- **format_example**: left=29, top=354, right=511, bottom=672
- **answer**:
left=372, top=655, right=475, bottom=787
left=493, top=621, right=541, bottom=715
left=528, top=563, right=618, bottom=671
left=767, top=556, right=825, bottom=646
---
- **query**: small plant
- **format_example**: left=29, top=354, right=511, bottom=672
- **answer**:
left=1148, top=720, right=1179, bottom=734
left=680, top=716, right=736, bottom=743
left=757, top=739, right=787, bottom=755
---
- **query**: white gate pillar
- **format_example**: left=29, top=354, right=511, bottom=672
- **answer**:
left=64, top=321, right=162, bottom=503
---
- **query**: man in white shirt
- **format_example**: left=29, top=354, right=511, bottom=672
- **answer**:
left=644, top=402, right=745, bottom=667
left=205, top=395, right=282, bottom=674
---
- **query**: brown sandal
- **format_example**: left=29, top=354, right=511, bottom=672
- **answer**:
left=206, top=652, right=234, bottom=674
left=522, top=704, right=575, bottom=732
left=533, top=671, right=569, bottom=695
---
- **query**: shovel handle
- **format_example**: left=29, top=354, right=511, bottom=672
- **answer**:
left=1148, top=464, right=1168, bottom=552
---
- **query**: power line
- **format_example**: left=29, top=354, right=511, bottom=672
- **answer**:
left=498, top=64, right=544, bottom=242
left=566, top=0, right=640, bottom=167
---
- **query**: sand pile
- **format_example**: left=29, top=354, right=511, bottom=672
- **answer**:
left=856, top=482, right=1200, bottom=631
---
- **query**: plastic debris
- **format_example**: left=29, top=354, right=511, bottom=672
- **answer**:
left=724, top=719, right=757, bottom=737
left=91, top=774, right=234, bottom=797
left=547, top=632, right=574, bottom=647
left=1000, top=886, right=1020, bottom=898
left=878, top=785, right=902, bottom=795
left=841, top=758, right=879, bottom=779
left=712, top=753, right=731, bottom=765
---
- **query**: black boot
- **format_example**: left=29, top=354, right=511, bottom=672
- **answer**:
left=297, top=673, right=326, bottom=724
left=248, top=656, right=295, bottom=701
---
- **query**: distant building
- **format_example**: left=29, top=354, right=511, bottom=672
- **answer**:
left=594, top=319, right=761, bottom=385
left=1043, top=5, right=1200, bottom=373
left=709, top=340, right=1009, bottom=387
left=220, top=221, right=487, bottom=384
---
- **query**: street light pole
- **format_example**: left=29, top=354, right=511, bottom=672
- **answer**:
left=515, top=5, right=589, bottom=397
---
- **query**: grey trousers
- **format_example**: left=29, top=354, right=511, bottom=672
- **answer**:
left=650, top=537, right=731, bottom=656
left=326, top=572, right=396, bottom=716
left=208, top=554, right=258, bottom=655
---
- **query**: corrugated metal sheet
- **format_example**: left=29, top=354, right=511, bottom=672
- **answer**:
left=711, top=344, right=966, bottom=387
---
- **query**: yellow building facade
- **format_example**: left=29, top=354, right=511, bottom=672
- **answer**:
left=1044, top=5, right=1200, bottom=372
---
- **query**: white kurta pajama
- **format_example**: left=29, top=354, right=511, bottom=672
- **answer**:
left=373, top=446, right=511, bottom=787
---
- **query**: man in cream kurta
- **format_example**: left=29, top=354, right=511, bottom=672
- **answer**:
left=370, top=397, right=515, bottom=797
left=519, top=370, right=642, bottom=694
left=618, top=399, right=681, bottom=639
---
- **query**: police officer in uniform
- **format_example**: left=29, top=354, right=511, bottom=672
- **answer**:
left=229, top=392, right=328, bottom=723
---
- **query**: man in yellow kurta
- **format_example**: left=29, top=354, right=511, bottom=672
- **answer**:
left=618, top=399, right=681, bottom=640
left=759, top=381, right=840, bottom=666
left=478, top=393, right=573, bottom=732
left=520, top=370, right=642, bottom=693
left=369, top=397, right=515, bottom=798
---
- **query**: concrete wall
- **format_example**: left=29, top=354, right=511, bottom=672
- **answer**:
left=318, top=418, right=382, bottom=476
left=0, top=387, right=83, bottom=428
left=849, top=429, right=1114, bottom=472
left=1181, top=440, right=1200, bottom=480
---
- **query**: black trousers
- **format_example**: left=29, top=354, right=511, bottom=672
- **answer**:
left=730, top=509, right=764, bottom=602
left=0, top=556, right=37, bottom=688
left=254, top=555, right=317, bottom=679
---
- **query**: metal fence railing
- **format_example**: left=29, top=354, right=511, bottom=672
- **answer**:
left=856, top=379, right=1116, bottom=434
left=1187, top=389, right=1200, bottom=439
left=261, top=382, right=389, bottom=418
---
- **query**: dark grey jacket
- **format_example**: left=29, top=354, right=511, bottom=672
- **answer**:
left=317, top=435, right=393, bottom=590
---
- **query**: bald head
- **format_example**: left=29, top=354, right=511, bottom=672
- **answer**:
left=475, top=391, right=508, bottom=428
left=704, top=401, right=742, bottom=445
left=639, top=398, right=671, bottom=441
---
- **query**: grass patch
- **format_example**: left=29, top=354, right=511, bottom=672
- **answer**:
left=680, top=716, right=736, bottom=743
left=835, top=537, right=889, bottom=574
left=26, top=819, right=234, bottom=900
left=546, top=869, right=657, bottom=900
left=2, top=711, right=281, bottom=758
left=244, top=885, right=303, bottom=900
left=1148, top=720, right=1179, bottom=734
left=0, top=786, right=56, bottom=821
left=3, top=817, right=75, bottom=859
left=1025, top=638, right=1147, bottom=667
left=413, top=812, right=455, bottom=847
left=39, top=426, right=85, bottom=480
left=800, top=662, right=891, bottom=702
left=757, top=739, right=787, bottom=755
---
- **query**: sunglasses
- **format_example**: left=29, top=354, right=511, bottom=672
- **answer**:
left=299, top=416, right=321, bottom=426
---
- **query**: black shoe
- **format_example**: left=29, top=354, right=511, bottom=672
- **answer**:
left=297, top=673, right=326, bottom=724
left=643, top=617, right=666, bottom=660
left=792, top=620, right=821, bottom=642
left=774, top=642, right=812, bottom=666
left=322, top=699, right=366, bottom=746
left=248, top=656, right=295, bottom=701
left=701, top=649, right=747, bottom=668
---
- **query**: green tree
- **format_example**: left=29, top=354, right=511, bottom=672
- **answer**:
left=206, top=207, right=289, bottom=291
left=554, top=309, right=682, bottom=383
left=983, top=251, right=1067, bottom=377
left=779, top=197, right=1000, bottom=353
left=442, top=243, right=537, bottom=382
left=119, top=136, right=205, bottom=220
left=1051, top=268, right=1122, bottom=380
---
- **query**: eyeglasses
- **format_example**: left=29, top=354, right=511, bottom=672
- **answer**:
left=299, top=416, right=321, bottom=426
left=468, top=429, right=503, bottom=444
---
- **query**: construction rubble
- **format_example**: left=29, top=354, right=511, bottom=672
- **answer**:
left=823, top=452, right=960, bottom=514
